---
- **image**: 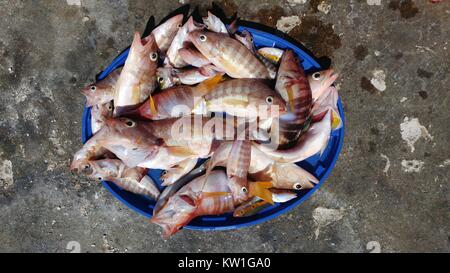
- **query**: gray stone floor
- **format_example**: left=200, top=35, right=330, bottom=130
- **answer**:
left=0, top=0, right=449, bottom=253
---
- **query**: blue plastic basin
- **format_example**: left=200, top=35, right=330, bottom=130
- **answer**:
left=81, top=26, right=345, bottom=231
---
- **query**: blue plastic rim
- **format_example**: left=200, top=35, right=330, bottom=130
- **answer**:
left=81, top=26, right=345, bottom=231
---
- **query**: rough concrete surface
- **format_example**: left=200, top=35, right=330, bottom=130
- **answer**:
left=0, top=0, right=449, bottom=253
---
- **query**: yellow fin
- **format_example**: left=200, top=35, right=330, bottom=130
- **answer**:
left=149, top=94, right=157, bottom=115
left=202, top=191, right=232, bottom=198
left=194, top=74, right=224, bottom=97
left=331, top=110, right=342, bottom=130
left=249, top=182, right=274, bottom=205
left=286, top=86, right=295, bottom=112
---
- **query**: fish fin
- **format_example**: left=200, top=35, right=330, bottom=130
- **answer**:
left=331, top=109, right=342, bottom=130
left=193, top=74, right=224, bottom=97
left=202, top=191, right=232, bottom=198
left=148, top=94, right=158, bottom=116
left=249, top=182, right=274, bottom=205
left=166, top=146, right=197, bottom=157
left=286, top=86, right=295, bottom=112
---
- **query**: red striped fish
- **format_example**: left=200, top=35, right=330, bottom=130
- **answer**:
left=189, top=30, right=270, bottom=79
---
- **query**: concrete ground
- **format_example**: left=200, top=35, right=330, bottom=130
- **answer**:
left=0, top=0, right=448, bottom=253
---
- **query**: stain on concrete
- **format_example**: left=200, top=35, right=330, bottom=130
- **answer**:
left=401, top=159, right=424, bottom=172
left=288, top=16, right=342, bottom=57
left=400, top=117, right=433, bottom=153
left=361, top=76, right=378, bottom=94
left=388, top=0, right=419, bottom=19
left=0, top=159, right=14, bottom=191
left=354, top=45, right=368, bottom=61
left=218, top=0, right=238, bottom=17
left=418, top=91, right=428, bottom=99
left=256, top=5, right=285, bottom=28
left=312, top=207, right=345, bottom=239
left=417, top=68, right=433, bottom=79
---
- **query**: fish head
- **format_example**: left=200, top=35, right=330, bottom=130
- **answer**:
left=255, top=90, right=287, bottom=118
left=101, top=117, right=162, bottom=166
left=228, top=176, right=251, bottom=204
left=234, top=30, right=255, bottom=52
left=156, top=67, right=177, bottom=89
left=81, top=81, right=113, bottom=107
left=308, top=69, right=339, bottom=99
left=81, top=159, right=120, bottom=181
left=156, top=14, right=184, bottom=35
left=151, top=194, right=197, bottom=238
left=188, top=30, right=223, bottom=58
left=128, top=32, right=159, bottom=72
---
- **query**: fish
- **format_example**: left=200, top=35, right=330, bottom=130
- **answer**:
left=91, top=101, right=113, bottom=134
left=200, top=79, right=287, bottom=119
left=189, top=30, right=270, bottom=79
left=202, top=11, right=228, bottom=34
left=114, top=32, right=159, bottom=116
left=308, top=69, right=339, bottom=101
left=154, top=160, right=208, bottom=215
left=233, top=196, right=268, bottom=217
left=203, top=140, right=251, bottom=204
left=81, top=68, right=121, bottom=107
left=270, top=49, right=313, bottom=148
left=233, top=189, right=297, bottom=217
left=70, top=126, right=111, bottom=172
left=257, top=47, right=284, bottom=65
left=160, top=158, right=198, bottom=186
left=165, top=17, right=204, bottom=68
left=152, top=14, right=184, bottom=53
left=178, top=46, right=212, bottom=68
left=130, top=77, right=286, bottom=120
left=225, top=140, right=252, bottom=204
left=250, top=161, right=318, bottom=191
left=151, top=170, right=235, bottom=238
left=97, top=117, right=162, bottom=167
left=256, top=110, right=332, bottom=163
left=234, top=30, right=277, bottom=79
left=82, top=159, right=160, bottom=199
left=136, top=116, right=238, bottom=169
left=312, top=86, right=342, bottom=130
left=156, top=67, right=179, bottom=89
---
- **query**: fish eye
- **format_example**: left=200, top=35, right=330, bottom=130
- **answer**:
left=242, top=187, right=248, bottom=193
left=266, top=96, right=274, bottom=104
left=161, top=170, right=168, bottom=177
left=150, top=52, right=158, bottom=61
left=158, top=77, right=164, bottom=83
left=90, top=86, right=96, bottom=92
left=108, top=105, right=113, bottom=110
left=294, top=183, right=302, bottom=190
left=199, top=35, right=207, bottom=42
left=177, top=23, right=183, bottom=28
left=97, top=177, right=103, bottom=181
left=312, top=72, right=321, bottom=80
left=124, top=119, right=136, bottom=127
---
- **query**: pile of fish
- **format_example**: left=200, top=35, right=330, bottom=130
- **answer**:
left=71, top=11, right=341, bottom=238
